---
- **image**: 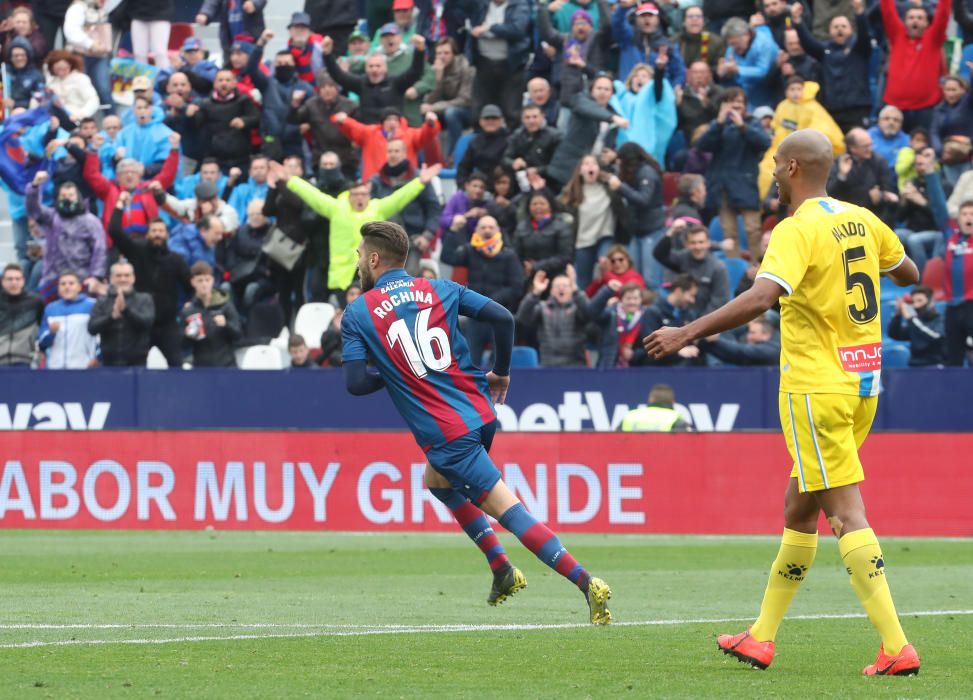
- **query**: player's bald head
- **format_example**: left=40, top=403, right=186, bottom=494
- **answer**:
left=777, top=129, right=834, bottom=183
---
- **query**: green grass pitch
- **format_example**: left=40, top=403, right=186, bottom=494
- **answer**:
left=1, top=530, right=971, bottom=698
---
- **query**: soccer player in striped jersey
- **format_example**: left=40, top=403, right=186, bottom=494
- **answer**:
left=645, top=130, right=923, bottom=675
left=340, top=220, right=612, bottom=624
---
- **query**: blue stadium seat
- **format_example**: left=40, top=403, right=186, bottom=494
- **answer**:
left=724, top=258, right=749, bottom=297
left=708, top=217, right=724, bottom=242
left=880, top=275, right=901, bottom=301
left=883, top=343, right=910, bottom=368
left=510, top=346, right=539, bottom=368
left=439, top=133, right=474, bottom=180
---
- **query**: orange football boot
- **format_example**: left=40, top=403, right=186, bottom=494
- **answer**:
left=717, top=628, right=775, bottom=670
left=863, top=643, right=921, bottom=676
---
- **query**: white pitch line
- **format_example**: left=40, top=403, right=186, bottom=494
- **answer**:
left=0, top=610, right=969, bottom=649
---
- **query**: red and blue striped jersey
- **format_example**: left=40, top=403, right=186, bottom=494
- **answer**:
left=341, top=269, right=497, bottom=450
left=944, top=232, right=973, bottom=305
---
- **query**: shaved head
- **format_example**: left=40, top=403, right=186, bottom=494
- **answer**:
left=773, top=129, right=834, bottom=206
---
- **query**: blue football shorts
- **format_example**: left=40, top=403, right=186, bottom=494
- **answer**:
left=425, top=421, right=500, bottom=504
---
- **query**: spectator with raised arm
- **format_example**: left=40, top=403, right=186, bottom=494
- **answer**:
left=612, top=1, right=686, bottom=87
left=333, top=107, right=441, bottom=181
left=516, top=264, right=591, bottom=367
left=537, top=0, right=613, bottom=107
left=589, top=280, right=653, bottom=368
left=791, top=0, right=872, bottom=134
left=322, top=32, right=427, bottom=124
left=195, top=0, right=267, bottom=58
left=288, top=76, right=359, bottom=178
left=630, top=273, right=699, bottom=366
left=828, top=128, right=899, bottom=224
left=881, top=0, right=953, bottom=132
left=26, top=171, right=105, bottom=301
left=271, top=160, right=442, bottom=297
left=106, top=191, right=191, bottom=367
left=420, top=37, right=476, bottom=159
left=887, top=285, right=946, bottom=366
left=716, top=17, right=778, bottom=109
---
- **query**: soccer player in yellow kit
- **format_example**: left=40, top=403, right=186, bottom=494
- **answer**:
left=644, top=130, right=922, bottom=676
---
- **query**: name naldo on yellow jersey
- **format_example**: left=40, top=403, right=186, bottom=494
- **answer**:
left=757, top=197, right=906, bottom=397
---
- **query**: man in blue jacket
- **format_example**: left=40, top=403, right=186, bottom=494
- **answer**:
left=717, top=17, right=779, bottom=109
left=612, top=1, right=686, bottom=86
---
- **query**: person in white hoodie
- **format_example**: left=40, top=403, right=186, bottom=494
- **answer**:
left=44, top=49, right=100, bottom=125
left=38, top=271, right=99, bottom=369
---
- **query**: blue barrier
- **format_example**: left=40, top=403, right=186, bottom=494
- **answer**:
left=1, top=367, right=970, bottom=432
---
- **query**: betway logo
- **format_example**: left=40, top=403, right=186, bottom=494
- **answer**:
left=0, top=403, right=110, bottom=431
left=495, top=391, right=739, bottom=432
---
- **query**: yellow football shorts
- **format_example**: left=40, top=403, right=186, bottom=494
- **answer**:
left=779, top=392, right=878, bottom=493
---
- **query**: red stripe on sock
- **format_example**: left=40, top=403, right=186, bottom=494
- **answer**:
left=554, top=553, right=579, bottom=577
left=520, top=522, right=554, bottom=554
left=489, top=553, right=510, bottom=571
left=478, top=532, right=501, bottom=553
left=453, top=501, right=481, bottom=527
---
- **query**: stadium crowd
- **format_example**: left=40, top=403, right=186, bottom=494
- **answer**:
left=0, top=0, right=971, bottom=369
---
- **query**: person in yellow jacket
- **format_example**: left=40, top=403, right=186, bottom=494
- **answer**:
left=619, top=384, right=691, bottom=432
left=268, top=161, right=441, bottom=293
left=758, top=77, right=844, bottom=199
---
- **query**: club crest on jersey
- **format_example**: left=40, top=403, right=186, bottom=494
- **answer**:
left=838, top=342, right=882, bottom=372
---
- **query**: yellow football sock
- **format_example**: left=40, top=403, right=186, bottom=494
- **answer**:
left=839, top=528, right=908, bottom=656
left=750, top=528, right=818, bottom=642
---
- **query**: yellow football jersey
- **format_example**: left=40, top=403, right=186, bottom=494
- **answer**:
left=757, top=197, right=906, bottom=397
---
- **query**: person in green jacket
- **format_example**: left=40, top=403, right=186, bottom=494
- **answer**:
left=619, top=383, right=691, bottom=432
left=269, top=160, right=441, bottom=298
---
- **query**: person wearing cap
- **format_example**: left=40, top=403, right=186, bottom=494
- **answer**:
left=119, top=74, right=166, bottom=129
left=322, top=32, right=427, bottom=124
left=288, top=76, right=360, bottom=178
left=716, top=17, right=779, bottom=109
left=197, top=0, right=267, bottom=58
left=612, top=1, right=686, bottom=88
left=420, top=37, right=476, bottom=157
left=178, top=37, right=220, bottom=84
left=268, top=160, right=442, bottom=296
left=303, top=0, right=360, bottom=57
left=333, top=106, right=440, bottom=181
left=356, top=21, right=437, bottom=127
left=165, top=178, right=240, bottom=237
left=286, top=12, right=326, bottom=86
left=186, top=70, right=260, bottom=173
left=456, top=104, right=509, bottom=186
left=127, top=0, right=174, bottom=71
left=469, top=0, right=532, bottom=126
left=537, top=0, right=613, bottom=107
left=547, top=0, right=602, bottom=34
left=371, top=0, right=419, bottom=48
left=753, top=105, right=776, bottom=138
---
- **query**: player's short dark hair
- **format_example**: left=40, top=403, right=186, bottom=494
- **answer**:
left=670, top=273, right=697, bottom=292
left=288, top=334, right=307, bottom=349
left=684, top=224, right=709, bottom=239
left=361, top=221, right=409, bottom=266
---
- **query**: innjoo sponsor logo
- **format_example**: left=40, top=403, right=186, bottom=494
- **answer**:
left=838, top=342, right=882, bottom=372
